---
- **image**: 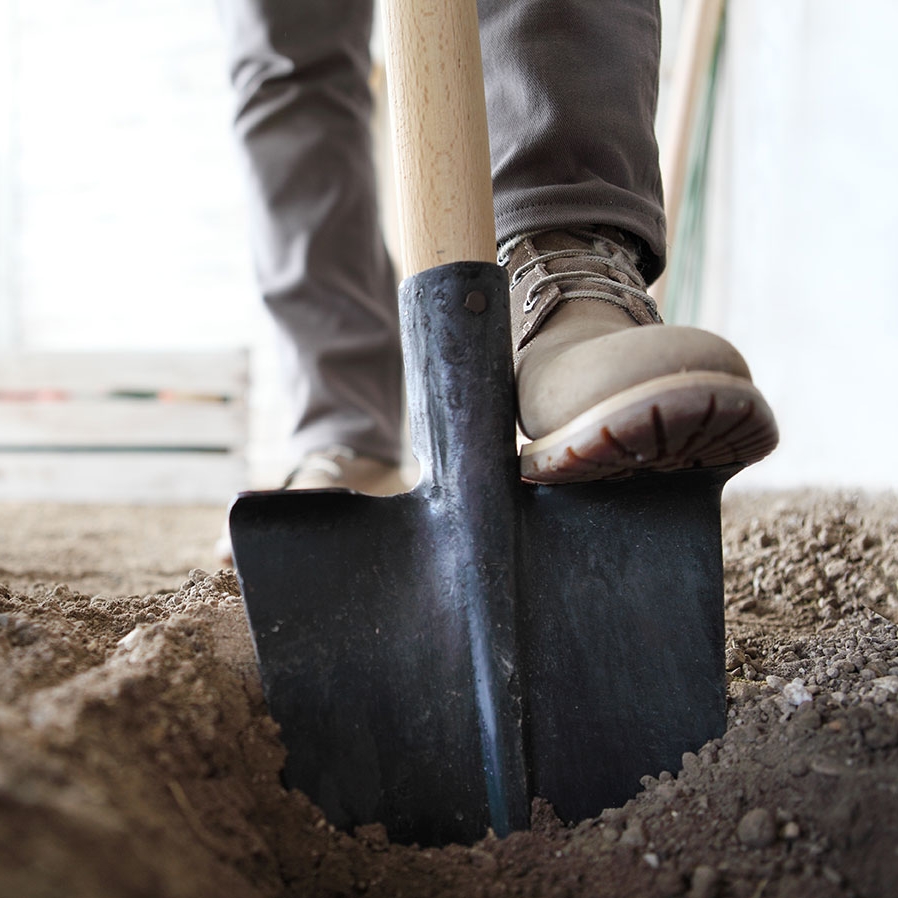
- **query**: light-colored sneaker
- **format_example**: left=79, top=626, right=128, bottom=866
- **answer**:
left=502, top=227, right=779, bottom=482
left=279, top=445, right=409, bottom=495
left=214, top=446, right=409, bottom=566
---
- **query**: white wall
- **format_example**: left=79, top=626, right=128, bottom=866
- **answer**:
left=1, top=0, right=291, bottom=487
left=699, top=0, right=898, bottom=491
left=2, top=0, right=896, bottom=493
left=8, top=0, right=254, bottom=349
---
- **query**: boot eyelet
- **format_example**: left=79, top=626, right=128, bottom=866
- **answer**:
left=523, top=292, right=540, bottom=313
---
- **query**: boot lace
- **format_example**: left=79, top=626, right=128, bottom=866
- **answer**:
left=497, top=227, right=660, bottom=320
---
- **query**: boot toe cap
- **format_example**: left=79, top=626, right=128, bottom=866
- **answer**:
left=518, top=324, right=753, bottom=438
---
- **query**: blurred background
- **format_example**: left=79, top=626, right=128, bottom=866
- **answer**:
left=0, top=0, right=896, bottom=503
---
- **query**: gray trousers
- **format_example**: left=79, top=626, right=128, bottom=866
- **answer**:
left=218, top=0, right=665, bottom=465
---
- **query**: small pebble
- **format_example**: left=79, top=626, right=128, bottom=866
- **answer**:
left=736, top=808, right=777, bottom=849
left=689, top=864, right=720, bottom=898
left=729, top=681, right=761, bottom=702
left=620, top=819, right=646, bottom=848
left=783, top=679, right=814, bottom=706
left=780, top=821, right=801, bottom=840
left=726, top=647, right=747, bottom=671
left=872, top=675, right=898, bottom=694
left=681, top=751, right=701, bottom=774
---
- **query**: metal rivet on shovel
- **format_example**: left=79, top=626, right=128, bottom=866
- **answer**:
left=228, top=0, right=734, bottom=848
left=464, top=290, right=487, bottom=314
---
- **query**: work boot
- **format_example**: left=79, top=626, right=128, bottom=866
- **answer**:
left=501, top=227, right=779, bottom=482
left=214, top=445, right=409, bottom=566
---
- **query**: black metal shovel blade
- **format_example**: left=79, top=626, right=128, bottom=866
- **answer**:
left=230, top=487, right=525, bottom=847
left=230, top=262, right=733, bottom=846
left=518, top=473, right=729, bottom=821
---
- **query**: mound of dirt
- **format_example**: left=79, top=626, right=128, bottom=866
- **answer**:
left=1, top=492, right=896, bottom=898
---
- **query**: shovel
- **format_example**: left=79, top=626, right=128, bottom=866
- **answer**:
left=229, top=0, right=733, bottom=847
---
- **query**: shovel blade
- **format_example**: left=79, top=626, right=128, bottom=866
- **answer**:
left=230, top=468, right=730, bottom=844
left=518, top=471, right=729, bottom=822
left=230, top=488, right=526, bottom=846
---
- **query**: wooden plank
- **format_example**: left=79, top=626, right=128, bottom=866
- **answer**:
left=0, top=398, right=244, bottom=449
left=0, top=350, right=248, bottom=396
left=658, top=0, right=725, bottom=239
left=651, top=0, right=725, bottom=311
left=0, top=451, right=245, bottom=503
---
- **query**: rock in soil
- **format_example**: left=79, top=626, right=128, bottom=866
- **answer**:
left=1, top=491, right=897, bottom=897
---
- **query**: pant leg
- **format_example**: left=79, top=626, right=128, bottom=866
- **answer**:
left=478, top=0, right=667, bottom=283
left=218, top=0, right=404, bottom=465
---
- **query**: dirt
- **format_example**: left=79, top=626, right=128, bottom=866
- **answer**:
left=1, top=491, right=897, bottom=898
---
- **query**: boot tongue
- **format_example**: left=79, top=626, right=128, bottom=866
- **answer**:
left=527, top=229, right=595, bottom=256
left=527, top=228, right=645, bottom=290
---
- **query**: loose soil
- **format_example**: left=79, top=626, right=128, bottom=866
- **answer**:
left=1, top=491, right=896, bottom=898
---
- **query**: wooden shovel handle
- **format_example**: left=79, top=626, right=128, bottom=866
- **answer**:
left=381, top=0, right=496, bottom=277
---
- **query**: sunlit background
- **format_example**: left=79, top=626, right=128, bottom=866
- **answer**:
left=1, top=0, right=896, bottom=502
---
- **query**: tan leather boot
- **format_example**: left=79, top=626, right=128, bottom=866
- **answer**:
left=502, top=228, right=778, bottom=482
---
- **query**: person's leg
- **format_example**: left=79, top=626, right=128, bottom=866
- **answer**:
left=479, top=0, right=665, bottom=277
left=478, top=0, right=778, bottom=481
left=218, top=0, right=404, bottom=468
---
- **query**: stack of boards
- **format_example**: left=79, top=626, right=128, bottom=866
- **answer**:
left=0, top=351, right=247, bottom=502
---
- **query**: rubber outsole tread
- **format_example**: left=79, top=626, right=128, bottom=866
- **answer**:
left=520, top=373, right=778, bottom=484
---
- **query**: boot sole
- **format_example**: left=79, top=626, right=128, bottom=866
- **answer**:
left=520, top=371, right=779, bottom=483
